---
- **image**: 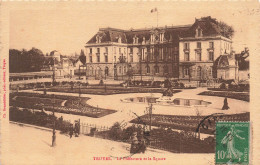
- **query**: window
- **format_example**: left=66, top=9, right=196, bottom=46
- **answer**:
left=123, top=66, right=126, bottom=73
left=130, top=54, right=133, bottom=62
left=114, top=56, right=116, bottom=62
left=184, top=52, right=190, bottom=61
left=89, top=67, right=94, bottom=76
left=89, top=55, right=92, bottom=63
left=119, top=66, right=122, bottom=74
left=105, top=67, right=109, bottom=76
left=90, top=48, right=92, bottom=54
left=208, top=67, right=212, bottom=77
left=184, top=43, right=190, bottom=50
left=174, top=54, right=178, bottom=62
left=184, top=67, right=189, bottom=76
left=197, top=42, right=201, bottom=49
left=209, top=51, right=214, bottom=61
left=119, top=48, right=121, bottom=54
left=196, top=52, right=201, bottom=61
left=141, top=48, right=145, bottom=60
left=209, top=42, right=214, bottom=49
left=114, top=47, right=116, bottom=54
left=155, top=66, right=159, bottom=74
left=130, top=48, right=133, bottom=53
left=97, top=48, right=100, bottom=53
left=146, top=66, right=150, bottom=73
left=151, top=48, right=154, bottom=61
left=197, top=28, right=202, bottom=37
left=133, top=36, right=138, bottom=44
left=105, top=55, right=108, bottom=62
left=159, top=48, right=163, bottom=61
left=124, top=48, right=126, bottom=54
left=160, top=33, right=164, bottom=42
left=197, top=66, right=202, bottom=78
left=97, top=54, right=100, bottom=63
left=164, top=65, right=168, bottom=73
left=105, top=47, right=108, bottom=53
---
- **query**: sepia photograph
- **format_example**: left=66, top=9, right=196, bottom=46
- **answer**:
left=1, top=1, right=259, bottom=165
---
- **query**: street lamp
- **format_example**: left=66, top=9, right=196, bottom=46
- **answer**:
left=51, top=94, right=56, bottom=147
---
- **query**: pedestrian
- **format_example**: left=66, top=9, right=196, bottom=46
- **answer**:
left=69, top=124, right=73, bottom=138
left=139, top=132, right=147, bottom=153
left=222, top=97, right=230, bottom=110
left=130, top=132, right=139, bottom=154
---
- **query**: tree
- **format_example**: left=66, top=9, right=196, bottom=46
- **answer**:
left=9, top=47, right=45, bottom=73
left=79, top=49, right=86, bottom=64
left=218, top=21, right=234, bottom=39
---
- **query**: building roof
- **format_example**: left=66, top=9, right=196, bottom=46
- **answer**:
left=182, top=16, right=222, bottom=38
left=86, top=16, right=230, bottom=45
left=86, top=25, right=191, bottom=45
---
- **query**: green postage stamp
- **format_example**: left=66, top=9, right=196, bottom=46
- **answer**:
left=216, top=122, right=250, bottom=164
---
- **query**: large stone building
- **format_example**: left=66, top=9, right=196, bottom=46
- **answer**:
left=85, top=16, right=237, bottom=81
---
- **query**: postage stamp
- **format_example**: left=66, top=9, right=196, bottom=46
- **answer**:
left=0, top=1, right=259, bottom=165
left=215, top=122, right=250, bottom=164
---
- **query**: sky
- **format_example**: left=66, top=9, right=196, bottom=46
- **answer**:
left=9, top=1, right=259, bottom=56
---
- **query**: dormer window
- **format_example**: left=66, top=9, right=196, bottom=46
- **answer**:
left=150, top=34, right=154, bottom=42
left=133, top=36, right=138, bottom=44
left=118, top=36, right=122, bottom=43
left=159, top=33, right=164, bottom=42
left=142, top=37, right=146, bottom=44
left=96, top=35, right=102, bottom=43
left=196, top=27, right=203, bottom=37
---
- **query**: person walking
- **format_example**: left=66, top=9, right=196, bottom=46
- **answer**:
left=130, top=132, right=139, bottom=154
left=222, top=97, right=230, bottom=110
left=69, top=124, right=74, bottom=138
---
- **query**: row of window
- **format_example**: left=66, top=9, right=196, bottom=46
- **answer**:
left=184, top=42, right=214, bottom=50
left=184, top=51, right=214, bottom=61
left=183, top=66, right=212, bottom=77
left=89, top=46, right=178, bottom=55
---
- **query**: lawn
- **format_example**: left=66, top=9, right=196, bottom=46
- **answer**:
left=198, top=91, right=249, bottom=102
left=39, top=86, right=181, bottom=95
left=10, top=92, right=116, bottom=118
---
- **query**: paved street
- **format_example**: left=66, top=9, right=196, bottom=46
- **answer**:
left=3, top=123, right=214, bottom=165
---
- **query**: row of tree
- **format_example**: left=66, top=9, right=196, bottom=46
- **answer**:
left=9, top=48, right=86, bottom=73
left=9, top=48, right=46, bottom=73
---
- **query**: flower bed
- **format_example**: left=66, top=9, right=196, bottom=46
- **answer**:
left=9, top=107, right=72, bottom=134
left=130, top=113, right=250, bottom=135
left=10, top=92, right=116, bottom=118
left=198, top=91, right=249, bottom=102
left=94, top=122, right=215, bottom=153
left=39, top=86, right=179, bottom=95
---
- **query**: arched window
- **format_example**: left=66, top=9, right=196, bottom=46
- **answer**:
left=154, top=66, right=159, bottom=74
left=164, top=65, right=168, bottom=73
left=146, top=65, right=150, bottom=74
left=197, top=66, right=202, bottom=78
left=89, top=67, right=94, bottom=76
left=184, top=67, right=189, bottom=76
left=123, top=66, right=126, bottom=73
left=208, top=67, right=212, bottom=77
left=105, top=67, right=109, bottom=76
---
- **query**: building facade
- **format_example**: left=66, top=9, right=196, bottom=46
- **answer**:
left=85, top=16, right=237, bottom=81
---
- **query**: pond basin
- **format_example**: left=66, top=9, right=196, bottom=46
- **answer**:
left=121, top=96, right=211, bottom=107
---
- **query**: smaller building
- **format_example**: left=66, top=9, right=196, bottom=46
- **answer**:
left=213, top=53, right=238, bottom=80
left=50, top=51, right=75, bottom=79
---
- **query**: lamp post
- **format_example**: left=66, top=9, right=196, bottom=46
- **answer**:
left=51, top=94, right=56, bottom=147
left=146, top=103, right=154, bottom=132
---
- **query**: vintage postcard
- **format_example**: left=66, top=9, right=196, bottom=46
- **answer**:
left=0, top=1, right=259, bottom=165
